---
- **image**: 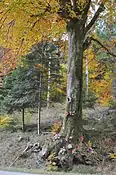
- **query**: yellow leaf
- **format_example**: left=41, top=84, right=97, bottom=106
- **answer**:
left=88, top=140, right=92, bottom=147
left=108, top=153, right=116, bottom=159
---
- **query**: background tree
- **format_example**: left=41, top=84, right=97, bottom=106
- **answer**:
left=2, top=67, right=41, bottom=131
left=1, top=41, right=63, bottom=132
left=25, top=41, right=63, bottom=104
left=88, top=20, right=116, bottom=106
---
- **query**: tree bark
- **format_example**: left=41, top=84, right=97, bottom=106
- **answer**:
left=22, top=108, right=25, bottom=132
left=62, top=19, right=85, bottom=141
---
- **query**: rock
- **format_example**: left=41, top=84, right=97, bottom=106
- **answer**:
left=38, top=147, right=49, bottom=159
left=9, top=143, right=13, bottom=147
left=85, top=159, right=93, bottom=165
left=67, top=144, right=73, bottom=149
left=17, top=136, right=24, bottom=142
left=58, top=147, right=66, bottom=155
left=17, top=135, right=30, bottom=142
left=32, top=143, right=42, bottom=152
left=33, top=143, right=40, bottom=147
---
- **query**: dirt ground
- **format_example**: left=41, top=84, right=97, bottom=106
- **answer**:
left=0, top=103, right=64, bottom=168
left=0, top=103, right=116, bottom=174
left=0, top=131, right=51, bottom=168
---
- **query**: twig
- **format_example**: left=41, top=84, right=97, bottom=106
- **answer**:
left=9, top=145, right=32, bottom=167
left=91, top=37, right=116, bottom=57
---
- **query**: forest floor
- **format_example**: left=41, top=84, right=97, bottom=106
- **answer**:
left=0, top=103, right=116, bottom=175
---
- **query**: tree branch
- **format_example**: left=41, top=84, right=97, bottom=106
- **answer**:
left=58, top=0, right=82, bottom=19
left=82, top=0, right=91, bottom=18
left=71, top=0, right=81, bottom=13
left=0, top=16, right=7, bottom=29
left=30, top=19, right=40, bottom=30
left=82, top=0, right=91, bottom=27
left=91, top=37, right=116, bottom=57
left=85, top=3, right=105, bottom=34
left=16, top=38, right=24, bottom=56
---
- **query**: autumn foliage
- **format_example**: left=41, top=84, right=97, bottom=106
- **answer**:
left=0, top=48, right=18, bottom=76
left=84, top=47, right=112, bottom=106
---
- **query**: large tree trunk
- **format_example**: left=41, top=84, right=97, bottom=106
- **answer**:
left=62, top=20, right=85, bottom=141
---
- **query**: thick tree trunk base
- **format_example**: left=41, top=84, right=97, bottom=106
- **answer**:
left=61, top=114, right=84, bottom=142
left=41, top=136, right=73, bottom=171
left=40, top=134, right=101, bottom=171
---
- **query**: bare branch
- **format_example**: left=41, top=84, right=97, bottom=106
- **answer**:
left=82, top=0, right=91, bottom=18
left=58, top=0, right=82, bottom=19
left=0, top=10, right=9, bottom=21
left=29, top=2, right=52, bottom=30
left=6, top=20, right=15, bottom=40
left=91, top=37, right=116, bottom=57
left=30, top=19, right=40, bottom=30
left=85, top=3, right=105, bottom=34
left=82, top=0, right=91, bottom=31
left=70, top=0, right=74, bottom=7
left=16, top=38, right=24, bottom=56
left=70, top=0, right=77, bottom=11
left=0, top=11, right=3, bottom=14
left=0, top=9, right=11, bottom=29
left=0, top=16, right=7, bottom=29
left=83, top=36, right=116, bottom=57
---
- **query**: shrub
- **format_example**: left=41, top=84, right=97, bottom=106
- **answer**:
left=51, top=120, right=62, bottom=134
left=0, top=115, right=20, bottom=131
left=83, top=92, right=97, bottom=108
left=109, top=99, right=116, bottom=109
left=46, top=152, right=58, bottom=171
left=0, top=116, right=11, bottom=128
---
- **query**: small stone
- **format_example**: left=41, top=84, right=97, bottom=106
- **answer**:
left=9, top=143, right=13, bottom=147
left=52, top=162, right=56, bottom=166
left=17, top=136, right=23, bottom=142
left=67, top=144, right=73, bottom=149
left=33, top=143, right=38, bottom=147
left=38, top=147, right=48, bottom=159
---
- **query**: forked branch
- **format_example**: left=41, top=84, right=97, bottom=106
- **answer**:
left=85, top=3, right=105, bottom=34
left=83, top=36, right=116, bottom=57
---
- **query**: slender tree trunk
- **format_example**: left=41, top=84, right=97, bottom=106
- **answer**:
left=62, top=20, right=85, bottom=141
left=47, top=59, right=51, bottom=108
left=22, top=108, right=25, bottom=132
left=38, top=73, right=42, bottom=135
left=85, top=55, right=89, bottom=97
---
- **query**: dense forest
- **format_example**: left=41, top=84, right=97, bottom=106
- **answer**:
left=0, top=0, right=116, bottom=174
